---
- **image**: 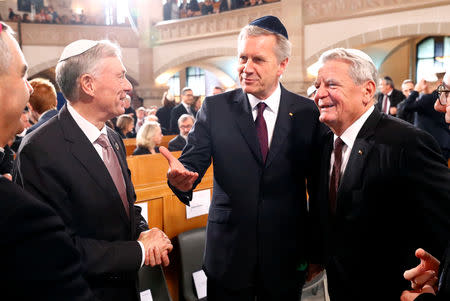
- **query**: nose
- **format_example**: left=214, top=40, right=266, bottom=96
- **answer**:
left=242, top=59, right=254, bottom=74
left=314, top=84, right=327, bottom=103
left=26, top=80, right=34, bottom=95
left=123, top=77, right=132, bottom=92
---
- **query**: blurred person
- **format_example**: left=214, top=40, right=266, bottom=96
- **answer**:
left=187, top=0, right=201, bottom=17
left=376, top=75, right=405, bottom=116
left=308, top=48, right=450, bottom=301
left=202, top=0, right=214, bottom=15
left=397, top=79, right=416, bottom=124
left=145, top=115, right=159, bottom=123
left=26, top=78, right=58, bottom=134
left=212, top=86, right=224, bottom=95
left=14, top=39, right=172, bottom=301
left=403, top=76, right=450, bottom=159
left=116, top=114, right=135, bottom=138
left=160, top=16, right=324, bottom=300
left=135, top=107, right=146, bottom=133
left=170, top=87, right=196, bottom=134
left=0, top=21, right=95, bottom=300
left=191, top=95, right=202, bottom=113
left=168, top=114, right=194, bottom=151
left=124, top=94, right=136, bottom=122
left=179, top=0, right=189, bottom=18
left=156, top=91, right=175, bottom=134
left=133, top=121, right=163, bottom=155
left=163, top=0, right=179, bottom=20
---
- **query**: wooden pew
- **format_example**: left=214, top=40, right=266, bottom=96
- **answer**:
left=127, top=152, right=213, bottom=301
left=123, top=135, right=176, bottom=156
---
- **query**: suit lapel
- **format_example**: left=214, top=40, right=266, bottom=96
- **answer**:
left=231, top=90, right=263, bottom=164
left=337, top=109, right=381, bottom=203
left=265, top=86, right=293, bottom=168
left=58, top=105, right=130, bottom=226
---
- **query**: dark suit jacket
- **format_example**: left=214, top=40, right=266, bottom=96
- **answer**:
left=26, top=109, right=58, bottom=135
left=14, top=105, right=149, bottom=301
left=170, top=103, right=195, bottom=134
left=170, top=87, right=324, bottom=296
left=0, top=145, right=14, bottom=175
left=156, top=106, right=173, bottom=135
left=219, top=0, right=245, bottom=11
left=0, top=176, right=95, bottom=300
left=168, top=135, right=186, bottom=151
left=375, top=88, right=405, bottom=115
left=310, top=109, right=450, bottom=301
left=403, top=91, right=450, bottom=159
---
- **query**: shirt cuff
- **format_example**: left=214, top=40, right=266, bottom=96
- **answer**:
left=138, top=241, right=145, bottom=267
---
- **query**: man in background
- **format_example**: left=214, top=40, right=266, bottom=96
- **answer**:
left=376, top=75, right=405, bottom=116
left=170, top=87, right=196, bottom=134
left=26, top=77, right=58, bottom=134
left=168, top=114, right=194, bottom=151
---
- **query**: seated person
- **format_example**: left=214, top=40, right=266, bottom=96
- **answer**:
left=168, top=114, right=194, bottom=151
left=201, top=0, right=214, bottom=15
left=115, top=114, right=135, bottom=138
left=133, top=121, right=163, bottom=155
left=26, top=78, right=58, bottom=134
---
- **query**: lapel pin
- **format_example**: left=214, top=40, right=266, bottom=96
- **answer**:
left=358, top=150, right=363, bottom=155
left=289, top=112, right=293, bottom=116
left=115, top=142, right=119, bottom=151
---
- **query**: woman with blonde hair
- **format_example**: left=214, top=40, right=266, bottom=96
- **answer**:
left=133, top=121, right=163, bottom=155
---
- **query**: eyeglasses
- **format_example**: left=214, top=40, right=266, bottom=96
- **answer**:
left=436, top=84, right=450, bottom=106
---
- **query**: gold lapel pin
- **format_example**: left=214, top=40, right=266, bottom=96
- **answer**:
left=358, top=150, right=363, bottom=155
left=289, top=112, right=293, bottom=116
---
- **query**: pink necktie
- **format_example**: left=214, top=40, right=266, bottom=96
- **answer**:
left=329, top=137, right=345, bottom=214
left=255, top=102, right=268, bottom=162
left=96, top=134, right=129, bottom=217
left=382, top=95, right=389, bottom=114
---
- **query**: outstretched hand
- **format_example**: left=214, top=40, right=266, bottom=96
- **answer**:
left=160, top=146, right=199, bottom=192
left=403, top=248, right=440, bottom=292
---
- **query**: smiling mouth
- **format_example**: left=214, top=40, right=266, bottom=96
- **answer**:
left=320, top=104, right=334, bottom=109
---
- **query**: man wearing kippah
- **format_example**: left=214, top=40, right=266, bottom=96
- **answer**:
left=161, top=16, right=325, bottom=300
left=14, top=39, right=173, bottom=301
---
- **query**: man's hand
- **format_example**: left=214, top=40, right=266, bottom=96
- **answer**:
left=160, top=146, right=198, bottom=192
left=434, top=100, right=450, bottom=124
left=401, top=285, right=436, bottom=301
left=404, top=248, right=440, bottom=292
left=415, top=79, right=427, bottom=93
left=389, top=106, right=397, bottom=115
left=138, top=228, right=173, bottom=267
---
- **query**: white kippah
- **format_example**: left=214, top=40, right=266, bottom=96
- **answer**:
left=307, top=85, right=317, bottom=97
left=58, top=39, right=99, bottom=62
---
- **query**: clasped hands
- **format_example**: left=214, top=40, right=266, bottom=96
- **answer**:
left=138, top=228, right=173, bottom=267
left=401, top=248, right=440, bottom=301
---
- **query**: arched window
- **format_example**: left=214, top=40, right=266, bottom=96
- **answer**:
left=416, top=37, right=450, bottom=82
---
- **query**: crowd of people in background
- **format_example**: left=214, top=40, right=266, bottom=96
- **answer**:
left=164, top=0, right=275, bottom=21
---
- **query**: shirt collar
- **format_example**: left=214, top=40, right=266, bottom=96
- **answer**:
left=0, top=146, right=4, bottom=153
left=335, top=105, right=374, bottom=150
left=247, top=83, right=281, bottom=115
left=387, top=89, right=393, bottom=96
left=181, top=101, right=191, bottom=112
left=67, top=102, right=108, bottom=144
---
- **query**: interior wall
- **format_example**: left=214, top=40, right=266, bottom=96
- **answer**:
left=378, top=43, right=411, bottom=89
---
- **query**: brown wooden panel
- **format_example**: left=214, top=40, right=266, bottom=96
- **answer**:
left=161, top=135, right=176, bottom=149
left=123, top=138, right=136, bottom=156
left=135, top=197, right=164, bottom=230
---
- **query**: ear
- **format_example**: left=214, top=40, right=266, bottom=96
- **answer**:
left=277, top=57, right=289, bottom=77
left=362, top=80, right=376, bottom=105
left=79, top=74, right=95, bottom=97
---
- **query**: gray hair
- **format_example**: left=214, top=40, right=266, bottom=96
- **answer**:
left=238, top=25, right=291, bottom=63
left=178, top=113, right=195, bottom=127
left=55, top=40, right=121, bottom=102
left=136, top=121, right=161, bottom=150
left=402, top=79, right=414, bottom=86
left=318, top=48, right=378, bottom=85
left=181, top=87, right=193, bottom=95
left=0, top=22, right=15, bottom=74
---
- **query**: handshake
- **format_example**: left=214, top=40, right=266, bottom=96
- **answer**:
left=138, top=228, right=173, bottom=267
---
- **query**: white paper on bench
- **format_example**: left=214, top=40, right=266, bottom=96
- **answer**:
left=186, top=189, right=211, bottom=219
left=193, top=269, right=207, bottom=299
left=140, top=289, right=153, bottom=301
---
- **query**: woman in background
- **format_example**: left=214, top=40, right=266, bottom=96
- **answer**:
left=115, top=114, right=135, bottom=138
left=133, top=121, right=163, bottom=155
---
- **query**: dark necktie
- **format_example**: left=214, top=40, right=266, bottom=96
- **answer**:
left=255, top=102, right=268, bottom=162
left=96, top=134, right=129, bottom=217
left=382, top=94, right=389, bottom=114
left=329, top=137, right=345, bottom=214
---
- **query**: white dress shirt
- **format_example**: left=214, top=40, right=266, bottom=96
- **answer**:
left=329, top=106, right=374, bottom=179
left=67, top=103, right=146, bottom=267
left=247, top=83, right=281, bottom=148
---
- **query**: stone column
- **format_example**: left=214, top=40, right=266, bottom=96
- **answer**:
left=279, top=0, right=310, bottom=95
left=136, top=0, right=167, bottom=108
